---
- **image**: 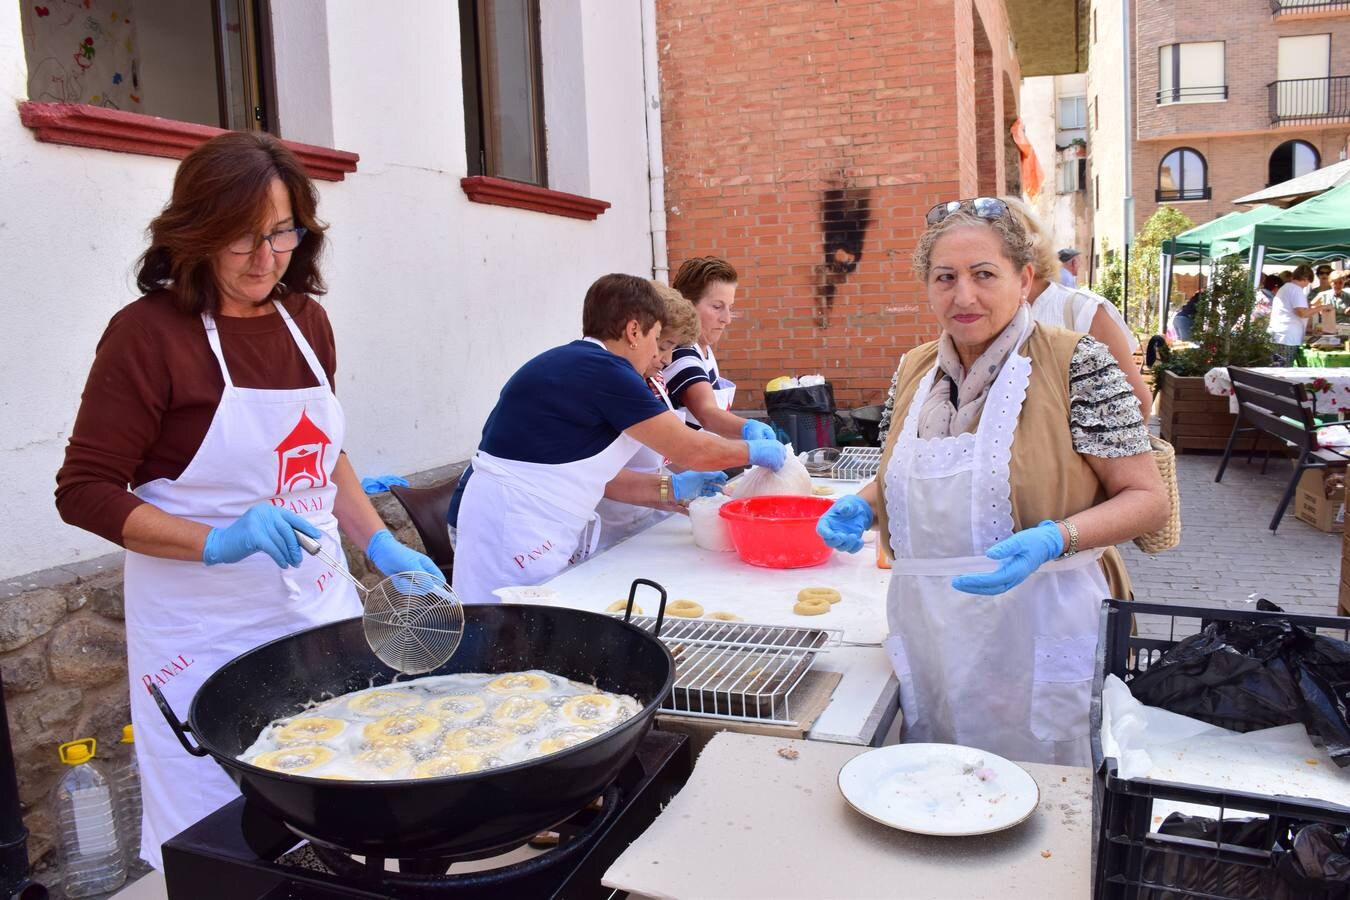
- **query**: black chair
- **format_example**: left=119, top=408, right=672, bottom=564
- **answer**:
left=1215, top=366, right=1349, bottom=531
left=387, top=476, right=462, bottom=578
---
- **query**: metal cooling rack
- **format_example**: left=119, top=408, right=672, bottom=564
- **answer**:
left=623, top=616, right=840, bottom=725
left=831, top=447, right=882, bottom=480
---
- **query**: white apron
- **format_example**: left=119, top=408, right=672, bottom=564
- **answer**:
left=882, top=338, right=1109, bottom=766
left=685, top=345, right=736, bottom=430
left=123, top=302, right=360, bottom=868
left=593, top=379, right=683, bottom=552
left=453, top=339, right=645, bottom=603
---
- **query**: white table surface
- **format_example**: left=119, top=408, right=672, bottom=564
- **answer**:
left=603, top=732, right=1093, bottom=900
left=521, top=479, right=900, bottom=746
left=538, top=479, right=890, bottom=645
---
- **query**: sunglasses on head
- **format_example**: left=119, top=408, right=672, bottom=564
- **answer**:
left=925, top=197, right=1009, bottom=227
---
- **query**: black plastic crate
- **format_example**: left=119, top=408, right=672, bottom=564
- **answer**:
left=1091, top=598, right=1350, bottom=900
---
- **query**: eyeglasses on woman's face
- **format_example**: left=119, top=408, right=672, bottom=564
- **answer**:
left=925, top=197, right=1009, bottom=227
left=226, top=226, right=308, bottom=255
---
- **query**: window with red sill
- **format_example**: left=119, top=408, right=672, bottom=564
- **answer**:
left=18, top=0, right=356, bottom=180
left=21, top=0, right=275, bottom=133
left=457, top=0, right=608, bottom=220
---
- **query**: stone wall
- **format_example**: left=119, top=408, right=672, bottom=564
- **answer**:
left=0, top=467, right=460, bottom=868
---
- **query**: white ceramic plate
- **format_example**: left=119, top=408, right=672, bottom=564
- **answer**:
left=837, top=743, right=1040, bottom=836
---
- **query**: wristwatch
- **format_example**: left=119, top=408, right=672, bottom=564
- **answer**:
left=659, top=475, right=671, bottom=503
left=1058, top=519, right=1080, bottom=558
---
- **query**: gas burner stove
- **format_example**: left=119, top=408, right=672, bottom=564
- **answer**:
left=161, top=730, right=690, bottom=900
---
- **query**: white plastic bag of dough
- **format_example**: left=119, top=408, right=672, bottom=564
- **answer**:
left=728, top=443, right=813, bottom=499
left=689, top=494, right=736, bottom=551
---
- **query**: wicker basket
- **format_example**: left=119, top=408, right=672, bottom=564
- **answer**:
left=1133, top=435, right=1180, bottom=554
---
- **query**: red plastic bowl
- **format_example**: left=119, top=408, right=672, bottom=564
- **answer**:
left=718, top=495, right=835, bottom=569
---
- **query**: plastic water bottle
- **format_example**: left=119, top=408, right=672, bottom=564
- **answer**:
left=53, top=738, right=126, bottom=898
left=113, top=725, right=146, bottom=870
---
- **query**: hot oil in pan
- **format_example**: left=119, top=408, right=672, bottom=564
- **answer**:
left=237, top=669, right=640, bottom=780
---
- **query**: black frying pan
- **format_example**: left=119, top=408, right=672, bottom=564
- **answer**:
left=152, top=591, right=674, bottom=860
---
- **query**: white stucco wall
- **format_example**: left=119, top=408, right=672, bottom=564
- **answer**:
left=0, top=0, right=655, bottom=581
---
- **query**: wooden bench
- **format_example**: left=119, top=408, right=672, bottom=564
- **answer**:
left=1216, top=366, right=1350, bottom=532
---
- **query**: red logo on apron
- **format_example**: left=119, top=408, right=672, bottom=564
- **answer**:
left=274, top=409, right=332, bottom=494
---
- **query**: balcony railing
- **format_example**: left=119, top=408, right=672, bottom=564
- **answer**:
left=1155, top=85, right=1229, bottom=105
left=1271, top=0, right=1350, bottom=14
left=1156, top=187, right=1212, bottom=202
left=1268, top=76, right=1350, bottom=124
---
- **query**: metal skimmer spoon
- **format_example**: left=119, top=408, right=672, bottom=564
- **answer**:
left=293, top=528, right=465, bottom=674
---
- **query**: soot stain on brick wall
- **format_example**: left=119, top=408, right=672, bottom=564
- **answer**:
left=817, top=186, right=873, bottom=326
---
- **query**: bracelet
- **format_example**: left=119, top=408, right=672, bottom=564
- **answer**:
left=659, top=475, right=671, bottom=503
left=1059, top=519, right=1080, bottom=558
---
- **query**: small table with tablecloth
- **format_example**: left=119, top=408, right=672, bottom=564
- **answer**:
left=1204, top=366, right=1350, bottom=417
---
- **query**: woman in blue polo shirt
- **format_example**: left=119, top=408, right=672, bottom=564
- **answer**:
left=452, top=274, right=786, bottom=604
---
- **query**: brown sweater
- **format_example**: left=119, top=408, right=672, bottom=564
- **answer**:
left=55, top=291, right=338, bottom=546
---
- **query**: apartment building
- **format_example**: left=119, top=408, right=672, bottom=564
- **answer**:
left=1093, top=0, right=1350, bottom=254
left=1021, top=73, right=1094, bottom=273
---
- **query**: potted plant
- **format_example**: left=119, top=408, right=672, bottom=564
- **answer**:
left=1153, top=256, right=1280, bottom=452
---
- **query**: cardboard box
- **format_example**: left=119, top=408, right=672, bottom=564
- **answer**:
left=1295, top=469, right=1346, bottom=533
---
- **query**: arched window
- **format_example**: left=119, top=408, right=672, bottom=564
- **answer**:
left=1268, top=140, right=1320, bottom=186
left=1157, top=148, right=1210, bottom=201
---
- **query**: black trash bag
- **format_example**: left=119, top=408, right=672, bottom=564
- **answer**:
left=1148, top=813, right=1272, bottom=899
left=1128, top=600, right=1350, bottom=767
left=1274, top=824, right=1350, bottom=895
left=765, top=383, right=836, bottom=452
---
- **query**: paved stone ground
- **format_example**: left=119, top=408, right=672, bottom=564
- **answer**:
left=1117, top=447, right=1345, bottom=639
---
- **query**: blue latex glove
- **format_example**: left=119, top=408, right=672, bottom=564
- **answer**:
left=360, top=474, right=410, bottom=495
left=202, top=503, right=320, bottom=568
left=747, top=439, right=787, bottom=470
left=672, top=470, right=728, bottom=501
left=367, top=529, right=445, bottom=581
left=951, top=520, right=1065, bottom=596
left=816, top=495, right=874, bottom=554
left=741, top=419, right=776, bottom=442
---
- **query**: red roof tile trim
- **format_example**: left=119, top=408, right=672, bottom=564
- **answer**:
left=460, top=175, right=611, bottom=220
left=18, top=102, right=359, bottom=183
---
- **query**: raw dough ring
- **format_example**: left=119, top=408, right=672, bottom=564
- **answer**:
left=252, top=745, right=333, bottom=774
left=793, top=597, right=831, bottom=616
left=707, top=611, right=742, bottom=621
left=667, top=599, right=704, bottom=618
left=812, top=485, right=835, bottom=496
left=487, top=672, right=550, bottom=693
left=797, top=587, right=841, bottom=605
left=606, top=599, right=644, bottom=615
left=413, top=752, right=486, bottom=778
left=276, top=716, right=346, bottom=744
left=363, top=714, right=441, bottom=748
left=492, top=695, right=550, bottom=728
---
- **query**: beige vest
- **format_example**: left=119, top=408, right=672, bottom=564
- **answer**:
left=875, top=323, right=1132, bottom=599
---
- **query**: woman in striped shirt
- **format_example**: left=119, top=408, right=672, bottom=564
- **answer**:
left=661, top=257, right=777, bottom=443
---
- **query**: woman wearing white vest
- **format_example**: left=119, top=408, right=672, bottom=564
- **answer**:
left=593, top=282, right=705, bottom=552
left=55, top=133, right=441, bottom=868
left=453, top=274, right=786, bottom=604
left=815, top=198, right=1168, bottom=766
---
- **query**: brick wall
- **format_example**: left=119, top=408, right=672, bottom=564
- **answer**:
left=1133, top=127, right=1350, bottom=227
left=656, top=0, right=1021, bottom=410
left=1135, top=0, right=1350, bottom=141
